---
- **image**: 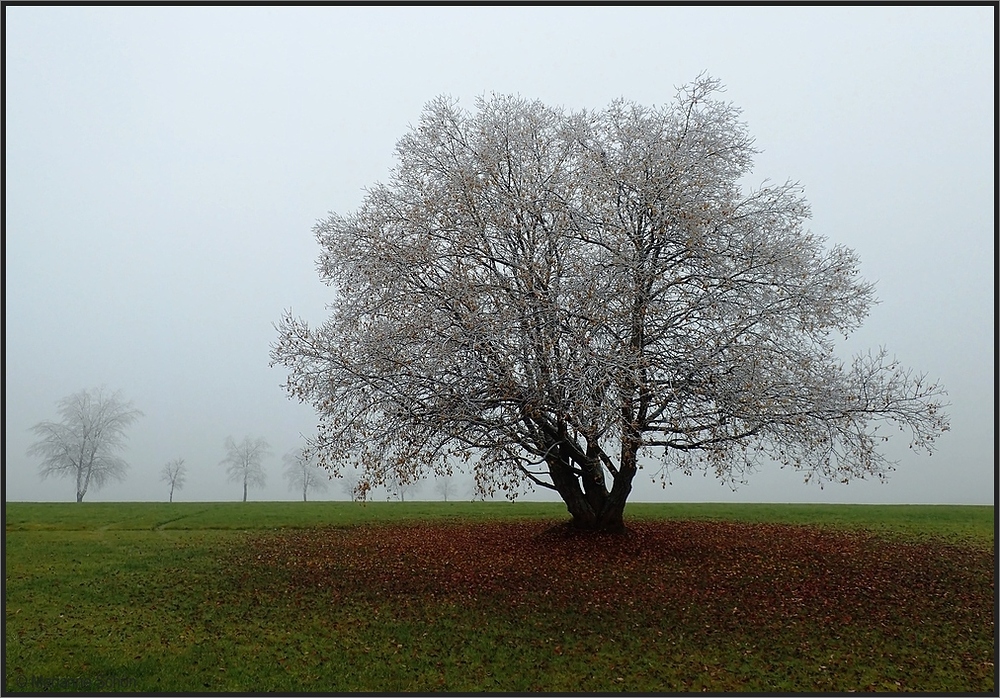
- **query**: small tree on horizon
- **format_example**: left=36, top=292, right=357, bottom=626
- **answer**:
left=221, top=436, right=270, bottom=502
left=283, top=447, right=330, bottom=501
left=339, top=468, right=362, bottom=501
left=160, top=458, right=187, bottom=502
left=28, top=387, right=143, bottom=502
left=386, top=472, right=422, bottom=502
left=433, top=474, right=458, bottom=502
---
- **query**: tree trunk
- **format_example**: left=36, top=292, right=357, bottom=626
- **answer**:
left=554, top=481, right=629, bottom=532
left=545, top=437, right=639, bottom=533
left=547, top=452, right=635, bottom=533
left=169, top=485, right=174, bottom=503
left=76, top=464, right=87, bottom=502
left=243, top=480, right=248, bottom=502
left=600, top=437, right=640, bottom=533
left=79, top=454, right=98, bottom=503
left=548, top=454, right=597, bottom=529
left=594, top=472, right=632, bottom=533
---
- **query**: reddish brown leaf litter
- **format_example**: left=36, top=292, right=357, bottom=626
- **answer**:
left=237, top=519, right=993, bottom=634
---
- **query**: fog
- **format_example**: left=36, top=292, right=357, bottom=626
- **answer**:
left=5, top=6, right=993, bottom=504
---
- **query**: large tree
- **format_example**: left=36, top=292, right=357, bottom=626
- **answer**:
left=28, top=387, right=143, bottom=502
left=282, top=447, right=330, bottom=502
left=221, top=436, right=270, bottom=502
left=271, top=76, right=949, bottom=532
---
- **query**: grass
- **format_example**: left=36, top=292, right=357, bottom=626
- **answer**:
left=4, top=501, right=995, bottom=692
left=4, top=500, right=572, bottom=531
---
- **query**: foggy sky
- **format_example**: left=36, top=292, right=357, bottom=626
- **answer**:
left=5, top=6, right=994, bottom=504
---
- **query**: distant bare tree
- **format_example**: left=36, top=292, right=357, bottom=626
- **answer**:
left=221, top=436, right=270, bottom=502
left=283, top=447, right=329, bottom=501
left=386, top=472, right=422, bottom=502
left=28, top=387, right=143, bottom=502
left=160, top=458, right=187, bottom=502
left=433, top=474, right=458, bottom=502
left=340, top=468, right=361, bottom=501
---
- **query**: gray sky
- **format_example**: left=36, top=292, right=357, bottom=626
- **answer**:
left=5, top=6, right=994, bottom=504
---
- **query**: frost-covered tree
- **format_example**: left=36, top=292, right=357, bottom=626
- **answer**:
left=28, top=387, right=143, bottom=502
left=272, top=76, right=949, bottom=532
left=283, top=447, right=330, bottom=501
left=160, top=458, right=186, bottom=502
left=221, top=436, right=270, bottom=502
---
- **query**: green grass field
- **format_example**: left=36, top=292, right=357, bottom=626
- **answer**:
left=4, top=502, right=995, bottom=692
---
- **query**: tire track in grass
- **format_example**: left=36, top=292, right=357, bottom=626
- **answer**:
left=153, top=509, right=213, bottom=531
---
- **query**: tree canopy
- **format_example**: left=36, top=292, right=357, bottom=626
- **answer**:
left=271, top=76, right=949, bottom=531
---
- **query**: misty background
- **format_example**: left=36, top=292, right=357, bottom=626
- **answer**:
left=5, top=6, right=993, bottom=504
